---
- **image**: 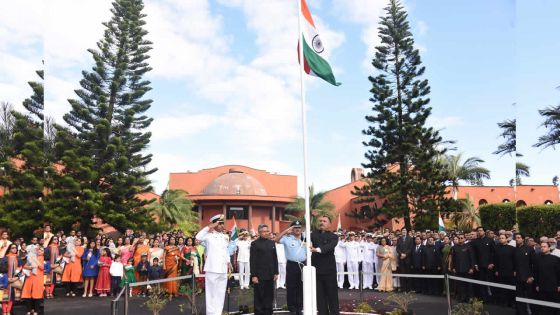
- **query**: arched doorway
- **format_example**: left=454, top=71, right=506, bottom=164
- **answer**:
left=478, top=199, right=488, bottom=207
left=516, top=200, right=527, bottom=207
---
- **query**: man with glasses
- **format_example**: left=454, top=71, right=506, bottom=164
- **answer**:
left=196, top=214, right=230, bottom=315
left=250, top=224, right=278, bottom=315
left=471, top=226, right=495, bottom=302
left=396, top=228, right=413, bottom=292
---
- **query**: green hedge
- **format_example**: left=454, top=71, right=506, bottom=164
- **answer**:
left=517, top=204, right=560, bottom=238
left=479, top=203, right=516, bottom=232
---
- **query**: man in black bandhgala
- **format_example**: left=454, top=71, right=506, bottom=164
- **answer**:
left=250, top=224, right=279, bottom=315
left=310, top=215, right=339, bottom=315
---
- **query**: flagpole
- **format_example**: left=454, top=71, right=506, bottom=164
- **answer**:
left=297, top=1, right=317, bottom=315
left=296, top=0, right=312, bottom=268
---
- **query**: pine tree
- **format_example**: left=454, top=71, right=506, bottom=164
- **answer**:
left=0, top=70, right=46, bottom=238
left=62, top=0, right=158, bottom=232
left=352, top=0, right=449, bottom=230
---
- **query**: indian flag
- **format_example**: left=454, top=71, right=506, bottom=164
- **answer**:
left=298, top=0, right=340, bottom=86
left=438, top=213, right=445, bottom=232
left=229, top=215, right=238, bottom=242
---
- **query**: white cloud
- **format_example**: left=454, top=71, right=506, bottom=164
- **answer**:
left=417, top=20, right=428, bottom=36
left=149, top=113, right=224, bottom=141
left=331, top=0, right=387, bottom=72
left=428, top=116, right=464, bottom=131
left=0, top=1, right=44, bottom=110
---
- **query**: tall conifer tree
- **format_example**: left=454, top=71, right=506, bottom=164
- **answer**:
left=62, top=0, right=157, bottom=231
left=353, top=0, right=448, bottom=229
left=0, top=70, right=46, bottom=237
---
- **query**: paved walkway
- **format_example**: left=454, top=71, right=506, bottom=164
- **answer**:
left=37, top=287, right=516, bottom=315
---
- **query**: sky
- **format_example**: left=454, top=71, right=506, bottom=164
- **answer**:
left=1, top=0, right=558, bottom=196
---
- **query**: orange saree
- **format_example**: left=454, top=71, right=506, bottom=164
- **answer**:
left=163, top=245, right=180, bottom=295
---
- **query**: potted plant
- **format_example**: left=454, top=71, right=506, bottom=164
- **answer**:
left=383, top=292, right=417, bottom=315
left=451, top=298, right=489, bottom=315
left=354, top=302, right=376, bottom=314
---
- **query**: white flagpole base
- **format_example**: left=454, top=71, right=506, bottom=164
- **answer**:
left=302, top=266, right=317, bottom=315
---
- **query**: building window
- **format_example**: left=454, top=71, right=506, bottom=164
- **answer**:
left=516, top=200, right=527, bottom=207
left=503, top=199, right=510, bottom=203
left=479, top=199, right=488, bottom=206
left=544, top=200, right=553, bottom=205
left=227, top=206, right=248, bottom=219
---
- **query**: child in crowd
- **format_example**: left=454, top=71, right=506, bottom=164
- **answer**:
left=136, top=253, right=150, bottom=296
left=109, top=254, right=124, bottom=298
left=96, top=248, right=112, bottom=296
left=121, top=258, right=136, bottom=297
left=148, top=257, right=163, bottom=281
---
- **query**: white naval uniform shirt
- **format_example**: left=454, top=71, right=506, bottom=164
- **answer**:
left=195, top=227, right=230, bottom=274
left=334, top=241, right=347, bottom=263
left=236, top=240, right=251, bottom=263
left=341, top=241, right=360, bottom=262
left=362, top=242, right=376, bottom=264
left=276, top=243, right=287, bottom=264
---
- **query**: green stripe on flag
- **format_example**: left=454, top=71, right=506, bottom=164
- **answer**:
left=302, top=35, right=341, bottom=86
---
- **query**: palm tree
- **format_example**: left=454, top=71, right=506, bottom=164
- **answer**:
left=450, top=194, right=480, bottom=231
left=534, top=103, right=560, bottom=149
left=440, top=153, right=491, bottom=199
left=494, top=118, right=516, bottom=156
left=515, top=162, right=530, bottom=186
left=285, top=185, right=335, bottom=229
left=147, top=189, right=198, bottom=234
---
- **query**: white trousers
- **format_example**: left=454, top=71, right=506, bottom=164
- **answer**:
left=336, top=262, right=345, bottom=288
left=374, top=262, right=381, bottom=284
left=238, top=261, right=250, bottom=288
left=347, top=261, right=359, bottom=288
left=363, top=262, right=374, bottom=288
left=205, top=272, right=228, bottom=315
left=277, top=263, right=286, bottom=288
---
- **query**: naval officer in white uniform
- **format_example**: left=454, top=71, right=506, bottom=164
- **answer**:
left=195, top=214, right=231, bottom=315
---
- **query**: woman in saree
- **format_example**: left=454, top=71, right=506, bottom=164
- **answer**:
left=21, top=246, right=45, bottom=315
left=119, top=238, right=133, bottom=265
left=132, top=236, right=150, bottom=295
left=1, top=244, right=21, bottom=315
left=44, top=236, right=60, bottom=299
left=375, top=237, right=394, bottom=292
left=62, top=238, right=84, bottom=297
left=163, top=237, right=184, bottom=297
left=148, top=239, right=164, bottom=267
left=179, top=238, right=198, bottom=294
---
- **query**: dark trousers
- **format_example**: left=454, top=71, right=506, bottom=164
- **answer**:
left=398, top=259, right=411, bottom=291
left=26, top=298, right=43, bottom=314
left=286, top=261, right=304, bottom=314
left=475, top=267, right=492, bottom=302
left=537, top=291, right=560, bottom=315
left=254, top=279, right=274, bottom=315
left=316, top=273, right=339, bottom=315
left=411, top=267, right=424, bottom=293
left=111, top=276, right=122, bottom=297
left=495, top=275, right=514, bottom=306
left=516, top=281, right=536, bottom=315
left=454, top=272, right=472, bottom=302
left=65, top=281, right=78, bottom=294
left=425, top=269, right=441, bottom=295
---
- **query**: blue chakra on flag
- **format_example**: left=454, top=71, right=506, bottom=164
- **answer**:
left=312, top=35, right=324, bottom=53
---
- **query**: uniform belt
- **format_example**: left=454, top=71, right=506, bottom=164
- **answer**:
left=287, top=260, right=306, bottom=265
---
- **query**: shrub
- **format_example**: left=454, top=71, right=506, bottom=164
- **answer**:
left=354, top=302, right=374, bottom=313
left=517, top=204, right=560, bottom=238
left=479, top=203, right=515, bottom=231
left=451, top=298, right=488, bottom=315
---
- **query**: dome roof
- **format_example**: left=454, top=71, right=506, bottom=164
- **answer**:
left=203, top=169, right=268, bottom=196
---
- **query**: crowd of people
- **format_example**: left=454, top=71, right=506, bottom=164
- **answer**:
left=0, top=219, right=559, bottom=315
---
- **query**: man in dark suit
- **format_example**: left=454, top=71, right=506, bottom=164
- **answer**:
left=310, top=215, right=339, bottom=315
left=396, top=228, right=413, bottom=291
left=422, top=236, right=442, bottom=295
left=450, top=233, right=475, bottom=302
left=250, top=224, right=278, bottom=315
left=514, top=233, right=536, bottom=315
left=494, top=234, right=515, bottom=306
left=410, top=236, right=424, bottom=293
left=471, top=226, right=495, bottom=302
